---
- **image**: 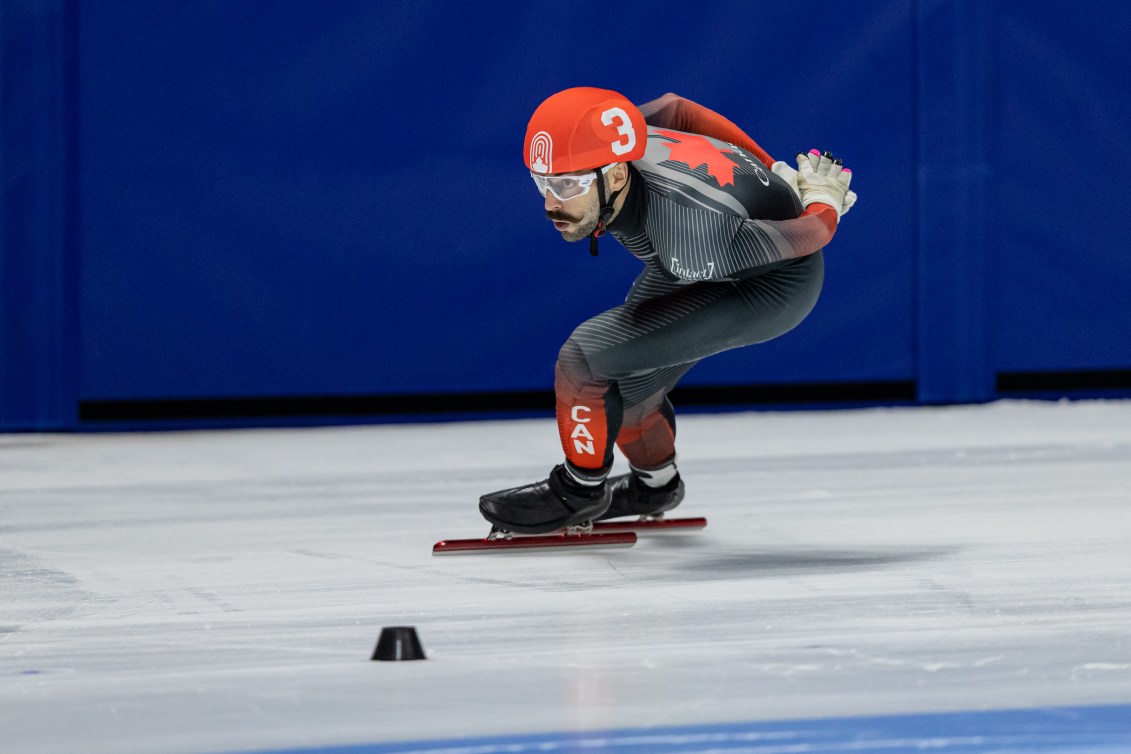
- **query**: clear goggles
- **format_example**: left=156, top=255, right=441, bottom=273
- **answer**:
left=531, top=164, right=613, bottom=201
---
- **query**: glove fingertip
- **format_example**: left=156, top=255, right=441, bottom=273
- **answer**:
left=771, top=160, right=794, bottom=178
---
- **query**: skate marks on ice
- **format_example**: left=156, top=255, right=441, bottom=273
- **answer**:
left=684, top=441, right=1131, bottom=476
left=0, top=548, right=102, bottom=626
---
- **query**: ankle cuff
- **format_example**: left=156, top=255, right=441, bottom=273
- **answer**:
left=629, top=459, right=678, bottom=488
left=563, top=461, right=609, bottom=487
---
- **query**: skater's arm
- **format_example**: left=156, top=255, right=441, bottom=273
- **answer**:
left=735, top=204, right=838, bottom=265
left=650, top=196, right=836, bottom=280
left=718, top=204, right=837, bottom=275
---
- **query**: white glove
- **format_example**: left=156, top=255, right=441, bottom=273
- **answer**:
left=773, top=149, right=856, bottom=217
left=796, top=149, right=853, bottom=215
left=770, top=159, right=800, bottom=198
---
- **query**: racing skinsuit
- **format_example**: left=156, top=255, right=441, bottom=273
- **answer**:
left=554, top=93, right=838, bottom=477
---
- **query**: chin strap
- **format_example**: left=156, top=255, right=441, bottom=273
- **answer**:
left=588, top=170, right=625, bottom=257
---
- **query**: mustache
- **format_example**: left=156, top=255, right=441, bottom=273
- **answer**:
left=546, top=210, right=577, bottom=222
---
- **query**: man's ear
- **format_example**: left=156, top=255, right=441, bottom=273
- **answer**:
left=608, top=162, right=630, bottom=191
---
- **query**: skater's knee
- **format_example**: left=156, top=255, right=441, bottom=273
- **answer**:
left=556, top=337, right=595, bottom=383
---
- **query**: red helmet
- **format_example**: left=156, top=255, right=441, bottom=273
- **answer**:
left=524, top=87, right=647, bottom=175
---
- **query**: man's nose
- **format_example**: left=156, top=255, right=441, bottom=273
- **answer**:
left=543, top=190, right=562, bottom=212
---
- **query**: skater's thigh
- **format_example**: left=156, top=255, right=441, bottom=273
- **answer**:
left=574, top=253, right=823, bottom=379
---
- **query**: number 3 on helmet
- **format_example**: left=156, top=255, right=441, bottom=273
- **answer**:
left=524, top=87, right=647, bottom=176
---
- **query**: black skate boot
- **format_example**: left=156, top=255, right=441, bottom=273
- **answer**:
left=479, top=465, right=612, bottom=534
left=596, top=472, right=684, bottom=521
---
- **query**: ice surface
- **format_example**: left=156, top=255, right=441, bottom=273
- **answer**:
left=2, top=400, right=1131, bottom=753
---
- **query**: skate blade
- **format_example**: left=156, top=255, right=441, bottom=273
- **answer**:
left=432, top=530, right=636, bottom=556
left=591, top=516, right=708, bottom=534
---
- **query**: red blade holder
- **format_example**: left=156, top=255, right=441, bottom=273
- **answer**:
left=432, top=530, right=637, bottom=555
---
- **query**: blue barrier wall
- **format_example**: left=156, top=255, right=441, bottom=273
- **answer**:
left=0, top=0, right=79, bottom=430
left=2, top=1, right=1129, bottom=430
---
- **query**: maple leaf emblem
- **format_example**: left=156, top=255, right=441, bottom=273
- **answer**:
left=654, top=130, right=737, bottom=187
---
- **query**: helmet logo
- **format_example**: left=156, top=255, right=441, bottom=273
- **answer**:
left=529, top=131, right=553, bottom=174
